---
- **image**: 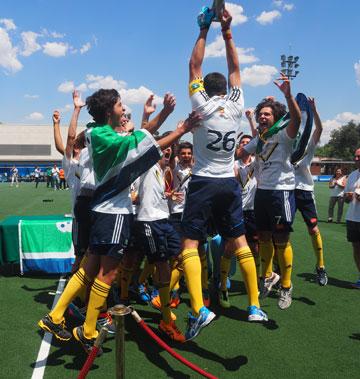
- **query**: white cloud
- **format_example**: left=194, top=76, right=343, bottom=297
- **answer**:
left=76, top=83, right=88, bottom=92
left=26, top=112, right=44, bottom=121
left=58, top=80, right=75, bottom=93
left=0, top=28, right=23, bottom=73
left=120, top=86, right=162, bottom=105
left=86, top=74, right=127, bottom=91
left=273, top=1, right=294, bottom=11
left=20, top=31, right=41, bottom=56
left=213, top=2, right=247, bottom=28
left=50, top=31, right=65, bottom=38
left=59, top=104, right=73, bottom=113
left=354, top=61, right=360, bottom=86
left=80, top=42, right=91, bottom=54
left=322, top=112, right=360, bottom=144
left=241, top=65, right=278, bottom=86
left=273, top=0, right=283, bottom=7
left=205, top=35, right=258, bottom=64
left=283, top=4, right=294, bottom=11
left=24, top=94, right=39, bottom=99
left=0, top=18, right=16, bottom=31
left=43, top=42, right=69, bottom=57
left=256, top=10, right=281, bottom=25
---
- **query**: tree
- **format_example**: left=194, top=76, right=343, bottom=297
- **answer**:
left=316, top=121, right=360, bottom=160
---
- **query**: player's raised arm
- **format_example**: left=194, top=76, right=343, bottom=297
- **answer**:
left=221, top=9, right=240, bottom=88
left=65, top=90, right=85, bottom=159
left=189, top=7, right=214, bottom=82
left=142, top=93, right=176, bottom=135
left=52, top=110, right=64, bottom=155
left=308, top=97, right=323, bottom=145
left=274, top=72, right=301, bottom=139
left=245, top=109, right=257, bottom=137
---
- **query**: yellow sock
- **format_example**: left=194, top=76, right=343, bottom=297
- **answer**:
left=199, top=249, right=209, bottom=290
left=311, top=231, right=324, bottom=268
left=83, top=278, right=111, bottom=339
left=158, top=283, right=171, bottom=324
left=79, top=255, right=88, bottom=269
left=235, top=247, right=259, bottom=307
left=50, top=268, right=90, bottom=324
left=170, top=259, right=182, bottom=292
left=259, top=240, right=274, bottom=278
left=182, top=248, right=203, bottom=315
left=220, top=256, right=232, bottom=291
left=253, top=253, right=261, bottom=279
left=275, top=242, right=293, bottom=288
left=120, top=266, right=133, bottom=299
left=139, top=260, right=155, bottom=285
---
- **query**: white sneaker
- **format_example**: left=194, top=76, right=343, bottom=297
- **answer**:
left=260, top=272, right=280, bottom=298
left=278, top=284, right=293, bottom=310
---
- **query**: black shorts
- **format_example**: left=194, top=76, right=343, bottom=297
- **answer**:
left=243, top=210, right=258, bottom=243
left=254, top=189, right=296, bottom=233
left=346, top=221, right=360, bottom=242
left=181, top=175, right=245, bottom=241
left=136, top=219, right=181, bottom=264
left=169, top=213, right=182, bottom=234
left=72, top=196, right=93, bottom=256
left=89, top=212, right=133, bottom=260
left=295, top=189, right=318, bottom=228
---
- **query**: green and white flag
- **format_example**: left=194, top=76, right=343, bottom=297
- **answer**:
left=18, top=219, right=75, bottom=274
left=86, top=124, right=161, bottom=207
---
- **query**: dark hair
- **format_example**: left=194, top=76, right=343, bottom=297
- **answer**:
left=86, top=89, right=120, bottom=124
left=178, top=141, right=193, bottom=152
left=240, top=134, right=253, bottom=142
left=204, top=72, right=227, bottom=98
left=254, top=98, right=286, bottom=124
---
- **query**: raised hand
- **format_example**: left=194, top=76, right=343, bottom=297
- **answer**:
left=52, top=110, right=60, bottom=124
left=274, top=72, right=291, bottom=98
left=179, top=111, right=202, bottom=133
left=245, top=109, right=254, bottom=121
left=163, top=93, right=176, bottom=114
left=221, top=8, right=232, bottom=30
left=72, top=90, right=85, bottom=109
left=143, top=94, right=156, bottom=116
left=308, top=97, right=317, bottom=112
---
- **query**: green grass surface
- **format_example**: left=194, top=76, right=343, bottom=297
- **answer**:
left=0, top=183, right=359, bottom=379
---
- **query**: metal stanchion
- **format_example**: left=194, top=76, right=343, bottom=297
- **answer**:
left=109, top=304, right=132, bottom=379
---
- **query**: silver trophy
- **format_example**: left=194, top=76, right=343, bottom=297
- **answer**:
left=212, top=0, right=225, bottom=22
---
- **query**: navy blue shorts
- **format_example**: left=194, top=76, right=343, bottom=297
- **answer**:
left=243, top=210, right=258, bottom=243
left=136, top=219, right=181, bottom=264
left=72, top=196, right=93, bottom=256
left=181, top=175, right=245, bottom=241
left=89, top=212, right=133, bottom=260
left=346, top=221, right=360, bottom=242
left=254, top=189, right=295, bottom=233
left=295, top=189, right=318, bottom=228
left=169, top=213, right=182, bottom=234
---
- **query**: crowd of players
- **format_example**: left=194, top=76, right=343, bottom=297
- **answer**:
left=37, top=7, right=360, bottom=356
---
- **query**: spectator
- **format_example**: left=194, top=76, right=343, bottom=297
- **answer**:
left=59, top=167, right=66, bottom=189
left=46, top=167, right=52, bottom=188
left=10, top=165, right=19, bottom=187
left=52, top=164, right=60, bottom=190
left=328, top=168, right=346, bottom=223
left=344, top=148, right=360, bottom=288
left=34, top=166, right=41, bottom=188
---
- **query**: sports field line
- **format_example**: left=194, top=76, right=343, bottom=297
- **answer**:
left=31, top=277, right=66, bottom=379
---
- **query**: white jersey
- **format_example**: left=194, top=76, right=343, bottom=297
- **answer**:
left=62, top=155, right=81, bottom=213
left=130, top=177, right=141, bottom=215
left=189, top=78, right=244, bottom=178
left=11, top=168, right=18, bottom=177
left=137, top=163, right=169, bottom=221
left=34, top=168, right=41, bottom=178
left=170, top=163, right=192, bottom=214
left=79, top=147, right=96, bottom=191
left=294, top=136, right=317, bottom=191
left=329, top=177, right=346, bottom=197
left=344, top=169, right=360, bottom=222
left=244, top=128, right=295, bottom=190
left=235, top=157, right=257, bottom=211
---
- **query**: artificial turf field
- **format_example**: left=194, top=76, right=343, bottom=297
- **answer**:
left=0, top=182, right=359, bottom=379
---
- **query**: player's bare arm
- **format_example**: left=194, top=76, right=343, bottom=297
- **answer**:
left=308, top=97, right=323, bottom=145
left=245, top=109, right=257, bottom=137
left=52, top=110, right=65, bottom=155
left=274, top=72, right=301, bottom=139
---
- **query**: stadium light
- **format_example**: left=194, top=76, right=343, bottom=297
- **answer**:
left=280, top=54, right=300, bottom=80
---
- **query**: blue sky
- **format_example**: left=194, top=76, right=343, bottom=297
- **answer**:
left=1, top=0, right=359, bottom=143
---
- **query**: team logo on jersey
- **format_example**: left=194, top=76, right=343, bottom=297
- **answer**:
left=191, top=83, right=200, bottom=90
left=217, top=106, right=226, bottom=117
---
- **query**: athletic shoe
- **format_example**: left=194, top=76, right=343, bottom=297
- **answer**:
left=159, top=320, right=185, bottom=343
left=138, top=284, right=150, bottom=303
left=185, top=306, right=216, bottom=341
left=38, top=314, right=72, bottom=341
left=327, top=218, right=333, bottom=223
left=226, top=277, right=231, bottom=289
left=73, top=326, right=103, bottom=356
left=352, top=279, right=360, bottom=289
left=170, top=290, right=181, bottom=309
left=260, top=272, right=280, bottom=298
left=97, top=312, right=116, bottom=334
left=247, top=305, right=268, bottom=322
left=151, top=295, right=176, bottom=320
left=218, top=290, right=231, bottom=308
left=316, top=267, right=328, bottom=286
left=202, top=289, right=211, bottom=308
left=150, top=288, right=159, bottom=300
left=278, top=284, right=293, bottom=310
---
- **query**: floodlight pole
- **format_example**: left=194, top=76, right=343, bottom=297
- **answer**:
left=280, top=54, right=300, bottom=80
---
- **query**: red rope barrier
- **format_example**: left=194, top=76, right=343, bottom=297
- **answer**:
left=131, top=309, right=219, bottom=379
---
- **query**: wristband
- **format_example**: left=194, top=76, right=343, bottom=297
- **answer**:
left=222, top=29, right=232, bottom=40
